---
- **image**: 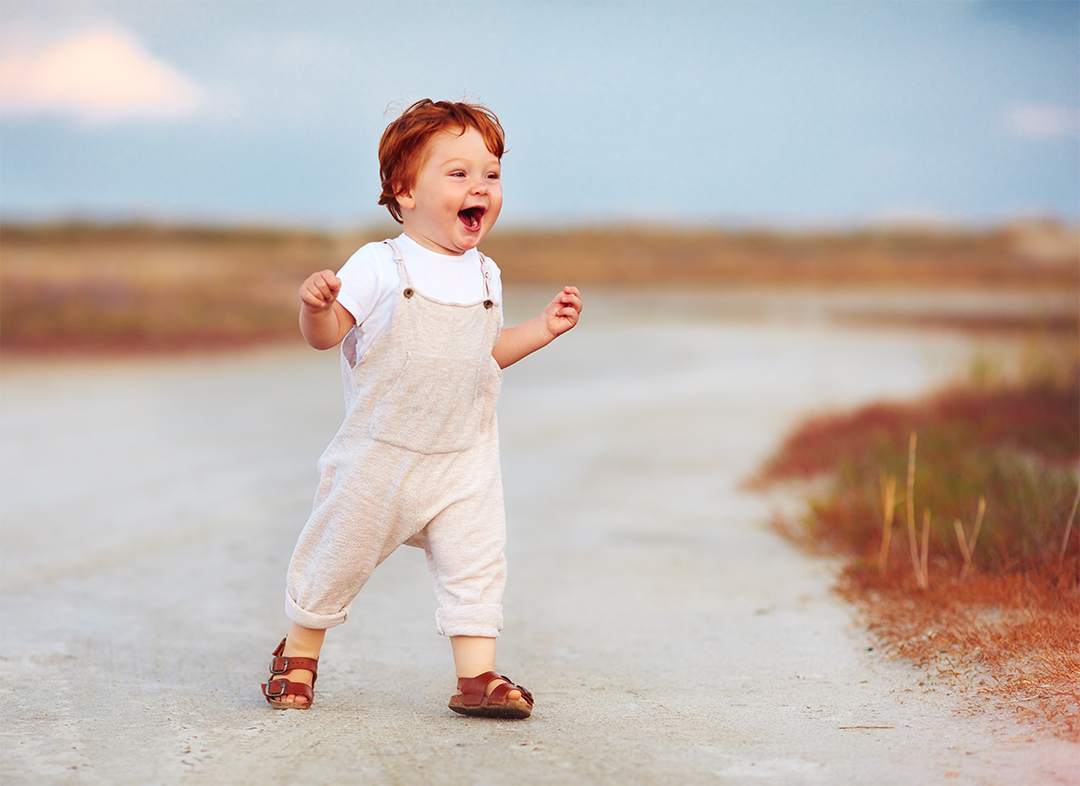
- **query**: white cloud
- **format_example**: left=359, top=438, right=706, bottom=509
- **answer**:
left=1006, top=104, right=1079, bottom=139
left=0, top=28, right=202, bottom=123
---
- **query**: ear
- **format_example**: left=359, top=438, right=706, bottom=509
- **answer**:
left=396, top=189, right=415, bottom=211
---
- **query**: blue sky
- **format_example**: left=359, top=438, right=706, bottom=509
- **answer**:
left=0, top=0, right=1077, bottom=228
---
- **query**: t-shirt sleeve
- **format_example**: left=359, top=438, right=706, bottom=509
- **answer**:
left=335, top=243, right=389, bottom=326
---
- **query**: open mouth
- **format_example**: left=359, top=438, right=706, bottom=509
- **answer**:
left=458, top=206, right=485, bottom=230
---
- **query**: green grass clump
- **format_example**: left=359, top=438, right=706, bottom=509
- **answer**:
left=755, top=359, right=1079, bottom=577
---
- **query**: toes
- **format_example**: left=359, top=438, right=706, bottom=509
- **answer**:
left=278, top=693, right=309, bottom=704
left=485, top=678, right=523, bottom=702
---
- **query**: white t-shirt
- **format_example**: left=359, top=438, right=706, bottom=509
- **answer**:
left=335, top=233, right=504, bottom=364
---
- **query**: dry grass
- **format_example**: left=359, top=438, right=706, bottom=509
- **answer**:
left=484, top=221, right=1080, bottom=289
left=837, top=568, right=1080, bottom=739
left=0, top=223, right=389, bottom=353
left=752, top=339, right=1080, bottom=739
left=2, top=220, right=1077, bottom=353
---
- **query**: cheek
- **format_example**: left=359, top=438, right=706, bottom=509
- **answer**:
left=488, top=189, right=504, bottom=218
left=441, top=187, right=464, bottom=210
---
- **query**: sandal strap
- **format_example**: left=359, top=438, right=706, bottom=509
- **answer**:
left=269, top=654, right=319, bottom=677
left=456, top=671, right=500, bottom=700
left=263, top=678, right=313, bottom=702
left=490, top=676, right=534, bottom=707
left=267, top=637, right=319, bottom=686
left=455, top=671, right=534, bottom=707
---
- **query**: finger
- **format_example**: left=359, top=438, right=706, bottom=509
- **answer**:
left=316, top=278, right=339, bottom=302
left=308, top=271, right=339, bottom=296
left=323, top=273, right=342, bottom=293
left=554, top=306, right=579, bottom=322
left=302, top=282, right=334, bottom=307
left=559, top=295, right=582, bottom=313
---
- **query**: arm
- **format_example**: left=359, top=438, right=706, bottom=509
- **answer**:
left=492, top=286, right=582, bottom=369
left=298, top=270, right=356, bottom=350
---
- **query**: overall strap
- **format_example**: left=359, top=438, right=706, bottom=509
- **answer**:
left=387, top=239, right=492, bottom=307
left=478, top=252, right=493, bottom=306
left=384, top=240, right=413, bottom=293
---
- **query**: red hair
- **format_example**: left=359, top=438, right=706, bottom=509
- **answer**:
left=378, top=99, right=505, bottom=223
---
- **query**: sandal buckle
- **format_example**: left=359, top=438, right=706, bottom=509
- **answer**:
left=265, top=679, right=287, bottom=698
left=269, top=656, right=289, bottom=675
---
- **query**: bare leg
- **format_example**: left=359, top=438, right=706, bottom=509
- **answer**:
left=450, top=635, right=522, bottom=701
left=273, top=622, right=326, bottom=705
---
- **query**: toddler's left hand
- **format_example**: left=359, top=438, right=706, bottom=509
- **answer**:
left=543, top=286, right=583, bottom=338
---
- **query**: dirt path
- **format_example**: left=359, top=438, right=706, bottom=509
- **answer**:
left=2, top=290, right=1076, bottom=785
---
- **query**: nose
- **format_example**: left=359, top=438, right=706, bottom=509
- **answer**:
left=471, top=177, right=489, bottom=195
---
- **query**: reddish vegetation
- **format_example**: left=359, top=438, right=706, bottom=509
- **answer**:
left=753, top=362, right=1080, bottom=740
left=838, top=570, right=1079, bottom=740
left=756, top=384, right=1079, bottom=484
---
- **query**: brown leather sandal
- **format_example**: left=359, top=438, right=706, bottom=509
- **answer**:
left=448, top=671, right=534, bottom=719
left=261, top=638, right=319, bottom=710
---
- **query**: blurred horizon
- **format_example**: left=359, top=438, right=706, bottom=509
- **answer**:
left=1, top=0, right=1078, bottom=230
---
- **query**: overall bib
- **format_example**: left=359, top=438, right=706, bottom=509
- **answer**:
left=286, top=241, right=507, bottom=638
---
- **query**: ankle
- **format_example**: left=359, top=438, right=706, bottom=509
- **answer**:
left=283, top=623, right=325, bottom=659
left=450, top=635, right=497, bottom=680
left=282, top=639, right=321, bottom=660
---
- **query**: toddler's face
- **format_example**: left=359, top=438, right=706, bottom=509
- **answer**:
left=399, top=126, right=502, bottom=255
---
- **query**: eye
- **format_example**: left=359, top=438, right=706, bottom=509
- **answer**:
left=486, top=171, right=500, bottom=181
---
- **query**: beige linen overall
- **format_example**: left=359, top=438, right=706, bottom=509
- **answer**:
left=286, top=241, right=507, bottom=638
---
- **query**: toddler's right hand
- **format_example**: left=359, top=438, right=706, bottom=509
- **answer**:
left=300, top=270, right=341, bottom=310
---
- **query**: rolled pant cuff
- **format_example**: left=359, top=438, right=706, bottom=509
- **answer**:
left=286, top=591, right=348, bottom=630
left=436, top=604, right=503, bottom=638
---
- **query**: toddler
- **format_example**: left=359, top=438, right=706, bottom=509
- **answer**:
left=260, top=99, right=582, bottom=719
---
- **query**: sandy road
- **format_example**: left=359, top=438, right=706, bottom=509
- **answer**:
left=1, top=289, right=1077, bottom=785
